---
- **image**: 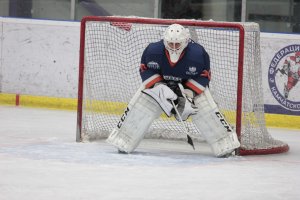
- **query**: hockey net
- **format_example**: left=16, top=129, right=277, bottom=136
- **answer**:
left=76, top=16, right=289, bottom=155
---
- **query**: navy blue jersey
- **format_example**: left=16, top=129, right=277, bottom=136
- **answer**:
left=140, top=40, right=210, bottom=94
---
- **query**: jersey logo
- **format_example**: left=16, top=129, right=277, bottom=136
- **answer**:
left=186, top=66, right=198, bottom=75
left=163, top=75, right=182, bottom=82
left=147, top=61, right=160, bottom=69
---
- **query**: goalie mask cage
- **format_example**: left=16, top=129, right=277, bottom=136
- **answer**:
left=76, top=16, right=289, bottom=156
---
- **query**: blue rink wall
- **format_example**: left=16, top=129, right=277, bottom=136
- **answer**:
left=0, top=17, right=299, bottom=130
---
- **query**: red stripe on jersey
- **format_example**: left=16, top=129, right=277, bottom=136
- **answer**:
left=200, top=70, right=211, bottom=80
left=140, top=64, right=147, bottom=72
left=145, top=76, right=163, bottom=88
left=164, top=49, right=185, bottom=67
left=185, top=81, right=203, bottom=94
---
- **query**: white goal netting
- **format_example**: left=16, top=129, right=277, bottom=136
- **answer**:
left=77, top=16, right=289, bottom=155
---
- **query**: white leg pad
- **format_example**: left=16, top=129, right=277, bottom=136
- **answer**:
left=210, top=130, right=240, bottom=157
left=191, top=88, right=240, bottom=157
left=106, top=93, right=162, bottom=153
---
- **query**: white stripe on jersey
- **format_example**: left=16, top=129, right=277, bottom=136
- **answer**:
left=187, top=79, right=206, bottom=91
left=143, top=74, right=162, bottom=87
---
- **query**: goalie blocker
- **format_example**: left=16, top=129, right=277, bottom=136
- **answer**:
left=106, top=84, right=240, bottom=157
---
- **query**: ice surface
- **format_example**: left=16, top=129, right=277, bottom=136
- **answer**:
left=0, top=106, right=299, bottom=200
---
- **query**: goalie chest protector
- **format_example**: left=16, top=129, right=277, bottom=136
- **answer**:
left=140, top=40, right=210, bottom=88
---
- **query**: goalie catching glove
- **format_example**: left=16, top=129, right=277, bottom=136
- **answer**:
left=143, top=82, right=198, bottom=121
left=170, top=82, right=199, bottom=121
left=175, top=95, right=198, bottom=121
left=142, top=83, right=177, bottom=117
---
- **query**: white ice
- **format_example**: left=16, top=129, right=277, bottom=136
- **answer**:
left=0, top=106, right=299, bottom=200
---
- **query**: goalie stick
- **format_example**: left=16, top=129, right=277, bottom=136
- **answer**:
left=171, top=100, right=195, bottom=150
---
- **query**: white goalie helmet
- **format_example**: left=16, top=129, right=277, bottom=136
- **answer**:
left=163, top=24, right=190, bottom=63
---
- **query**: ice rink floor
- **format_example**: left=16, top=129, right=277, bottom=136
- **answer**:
left=0, top=106, right=299, bottom=200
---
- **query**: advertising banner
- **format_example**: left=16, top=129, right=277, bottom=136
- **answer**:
left=261, top=33, right=300, bottom=116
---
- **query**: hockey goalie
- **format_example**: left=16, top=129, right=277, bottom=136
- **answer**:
left=106, top=24, right=240, bottom=157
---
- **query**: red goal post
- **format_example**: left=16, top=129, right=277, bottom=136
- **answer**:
left=77, top=16, right=289, bottom=156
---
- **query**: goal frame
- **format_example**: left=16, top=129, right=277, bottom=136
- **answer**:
left=76, top=16, right=289, bottom=156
